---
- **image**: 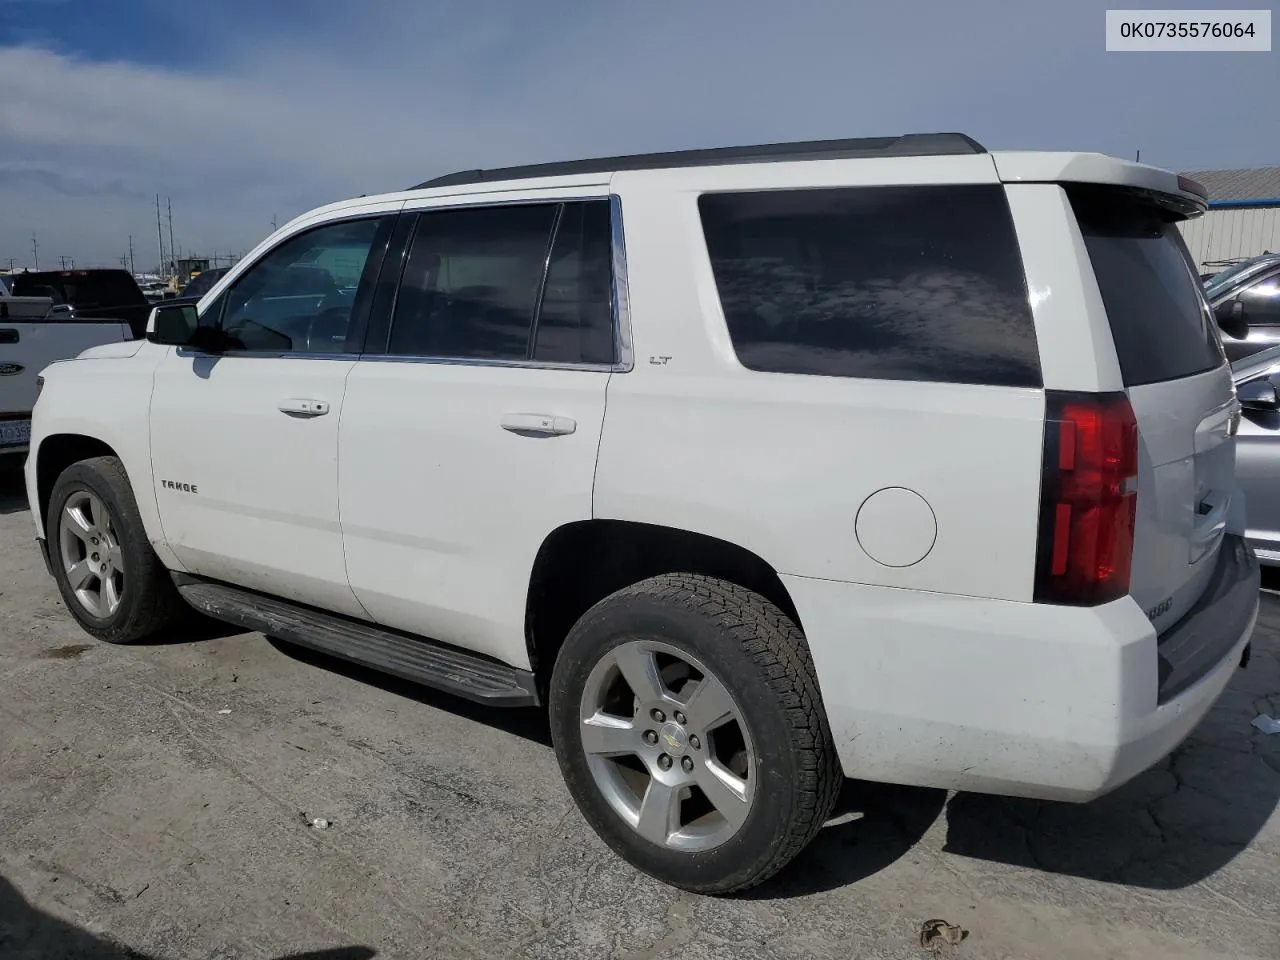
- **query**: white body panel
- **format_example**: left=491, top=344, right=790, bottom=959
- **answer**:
left=596, top=160, right=1044, bottom=601
left=148, top=351, right=365, bottom=616
left=338, top=362, right=608, bottom=666
left=785, top=573, right=1254, bottom=799
left=23, top=346, right=179, bottom=570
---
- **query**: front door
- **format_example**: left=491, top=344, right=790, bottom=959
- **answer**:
left=149, top=214, right=393, bottom=616
left=338, top=197, right=617, bottom=666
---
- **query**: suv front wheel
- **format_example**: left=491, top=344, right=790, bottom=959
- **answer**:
left=549, top=573, right=841, bottom=894
left=47, top=456, right=187, bottom=644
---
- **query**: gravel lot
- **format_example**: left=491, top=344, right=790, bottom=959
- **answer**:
left=1, top=465, right=1278, bottom=960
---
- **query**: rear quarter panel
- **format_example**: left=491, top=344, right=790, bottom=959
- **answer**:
left=595, top=163, right=1046, bottom=601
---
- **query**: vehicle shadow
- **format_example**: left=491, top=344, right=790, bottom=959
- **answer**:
left=0, top=875, right=376, bottom=960
left=752, top=599, right=1280, bottom=898
left=943, top=613, right=1280, bottom=890
left=741, top=779, right=949, bottom=900
left=264, top=637, right=553, bottom=747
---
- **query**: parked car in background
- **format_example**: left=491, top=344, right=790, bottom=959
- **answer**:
left=9, top=269, right=151, bottom=339
left=1231, top=343, right=1280, bottom=565
left=1, top=302, right=132, bottom=459
left=1, top=277, right=74, bottom=321
left=1206, top=252, right=1280, bottom=362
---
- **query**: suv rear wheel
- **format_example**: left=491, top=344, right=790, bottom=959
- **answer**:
left=47, top=456, right=188, bottom=644
left=548, top=573, right=840, bottom=893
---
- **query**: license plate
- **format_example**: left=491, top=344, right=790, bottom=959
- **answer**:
left=0, top=419, right=31, bottom=448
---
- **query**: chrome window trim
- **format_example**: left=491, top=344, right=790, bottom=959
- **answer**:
left=610, top=193, right=634, bottom=373
left=173, top=347, right=618, bottom=373
left=181, top=193, right=634, bottom=374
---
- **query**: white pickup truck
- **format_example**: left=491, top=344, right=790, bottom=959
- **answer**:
left=0, top=275, right=133, bottom=458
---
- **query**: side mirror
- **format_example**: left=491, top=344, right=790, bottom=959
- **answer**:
left=1215, top=299, right=1249, bottom=341
left=1237, top=376, right=1279, bottom=412
left=146, top=303, right=198, bottom=346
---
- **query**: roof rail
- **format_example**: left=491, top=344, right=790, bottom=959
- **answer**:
left=411, top=132, right=987, bottom=190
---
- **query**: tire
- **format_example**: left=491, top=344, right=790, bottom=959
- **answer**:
left=548, top=573, right=841, bottom=894
left=47, top=456, right=188, bottom=644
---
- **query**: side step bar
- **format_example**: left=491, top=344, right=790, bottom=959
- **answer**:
left=173, top=576, right=539, bottom=707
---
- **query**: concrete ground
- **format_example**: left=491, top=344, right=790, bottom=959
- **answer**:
left=1, top=466, right=1278, bottom=960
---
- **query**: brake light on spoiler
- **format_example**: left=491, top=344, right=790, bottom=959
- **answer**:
left=1034, top=391, right=1139, bottom=606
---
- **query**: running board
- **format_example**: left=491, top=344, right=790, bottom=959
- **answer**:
left=173, top=576, right=539, bottom=707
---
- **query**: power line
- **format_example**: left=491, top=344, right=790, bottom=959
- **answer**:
left=167, top=196, right=177, bottom=280
left=155, top=194, right=166, bottom=279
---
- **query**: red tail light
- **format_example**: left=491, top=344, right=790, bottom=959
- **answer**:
left=1034, top=391, right=1138, bottom=605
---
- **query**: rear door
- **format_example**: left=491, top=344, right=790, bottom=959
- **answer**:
left=1068, top=185, right=1237, bottom=632
left=338, top=196, right=615, bottom=667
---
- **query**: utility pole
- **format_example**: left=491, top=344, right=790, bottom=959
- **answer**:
left=31, top=233, right=39, bottom=270
left=5, top=258, right=14, bottom=273
left=167, top=197, right=177, bottom=282
left=128, top=235, right=135, bottom=276
left=1135, top=149, right=1141, bottom=162
left=58, top=255, right=71, bottom=270
left=271, top=214, right=278, bottom=231
left=156, top=194, right=166, bottom=279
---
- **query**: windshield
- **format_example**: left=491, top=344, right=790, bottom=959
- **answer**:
left=1205, top=256, right=1275, bottom=298
left=1231, top=342, right=1280, bottom=382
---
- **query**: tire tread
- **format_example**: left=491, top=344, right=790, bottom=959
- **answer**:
left=581, top=573, right=841, bottom=893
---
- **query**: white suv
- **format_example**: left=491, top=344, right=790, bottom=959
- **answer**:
left=23, top=133, right=1260, bottom=893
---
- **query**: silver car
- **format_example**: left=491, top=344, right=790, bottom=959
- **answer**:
left=1233, top=343, right=1280, bottom=565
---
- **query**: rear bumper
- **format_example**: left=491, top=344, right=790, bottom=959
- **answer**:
left=784, top=539, right=1259, bottom=802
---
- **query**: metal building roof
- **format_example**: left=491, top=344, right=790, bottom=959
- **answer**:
left=1179, top=166, right=1280, bottom=204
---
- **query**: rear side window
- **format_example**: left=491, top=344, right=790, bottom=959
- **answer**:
left=698, top=185, right=1040, bottom=387
left=387, top=200, right=615, bottom=364
left=1068, top=185, right=1223, bottom=386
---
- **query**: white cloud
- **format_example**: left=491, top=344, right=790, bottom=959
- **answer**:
left=1, top=0, right=1277, bottom=267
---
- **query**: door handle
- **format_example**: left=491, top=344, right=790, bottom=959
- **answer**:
left=0, top=328, right=18, bottom=344
left=500, top=413, right=576, bottom=436
left=278, top=398, right=330, bottom=417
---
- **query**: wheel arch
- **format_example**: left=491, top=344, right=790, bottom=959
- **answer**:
left=524, top=519, right=803, bottom=691
left=36, top=434, right=123, bottom=535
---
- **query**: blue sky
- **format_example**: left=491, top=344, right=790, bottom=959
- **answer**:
left=1, top=0, right=1276, bottom=269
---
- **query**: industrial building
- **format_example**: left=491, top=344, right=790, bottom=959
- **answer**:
left=1179, top=166, right=1280, bottom=276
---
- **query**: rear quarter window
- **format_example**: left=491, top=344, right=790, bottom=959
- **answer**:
left=697, top=184, right=1041, bottom=387
left=1068, top=185, right=1224, bottom=387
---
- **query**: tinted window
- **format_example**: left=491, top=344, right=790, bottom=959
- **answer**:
left=1237, top=269, right=1280, bottom=326
left=220, top=218, right=382, bottom=353
left=698, top=185, right=1040, bottom=386
left=12, top=270, right=146, bottom=308
left=1069, top=186, right=1223, bottom=386
left=389, top=205, right=557, bottom=360
left=532, top=201, right=614, bottom=364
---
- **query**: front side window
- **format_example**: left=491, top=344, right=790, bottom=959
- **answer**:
left=218, top=218, right=383, bottom=354
left=387, top=200, right=614, bottom=364
left=698, top=185, right=1041, bottom=387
